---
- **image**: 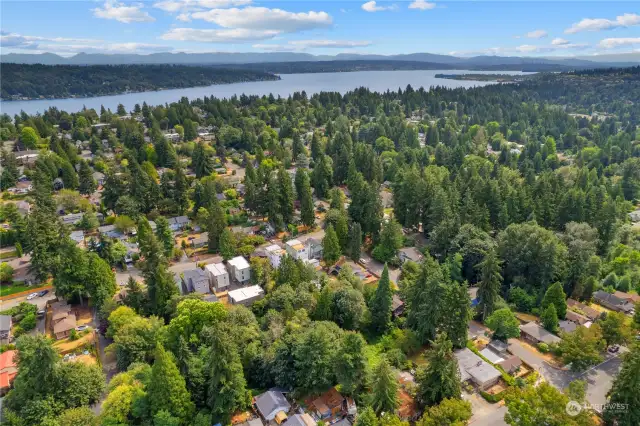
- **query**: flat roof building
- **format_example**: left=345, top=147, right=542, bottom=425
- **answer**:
left=228, top=285, right=264, bottom=306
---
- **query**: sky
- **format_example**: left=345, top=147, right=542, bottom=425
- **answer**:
left=1, top=1, right=639, bottom=58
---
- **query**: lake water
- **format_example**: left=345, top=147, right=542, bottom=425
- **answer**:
left=0, top=70, right=530, bottom=116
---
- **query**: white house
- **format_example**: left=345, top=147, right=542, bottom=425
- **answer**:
left=265, top=244, right=285, bottom=268
left=229, top=285, right=265, bottom=306
left=285, top=239, right=308, bottom=261
left=205, top=263, right=230, bottom=292
left=228, top=256, right=251, bottom=283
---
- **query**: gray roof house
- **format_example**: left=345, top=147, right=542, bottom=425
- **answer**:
left=98, top=224, right=127, bottom=240
left=182, top=268, right=211, bottom=294
left=454, top=348, right=501, bottom=390
left=191, top=232, right=208, bottom=248
left=593, top=290, right=634, bottom=313
left=254, top=390, right=291, bottom=421
left=61, top=213, right=84, bottom=226
left=168, top=216, right=190, bottom=232
left=519, top=321, right=562, bottom=345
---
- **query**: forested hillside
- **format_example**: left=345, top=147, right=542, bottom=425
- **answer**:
left=0, top=63, right=279, bottom=100
left=1, top=67, right=640, bottom=426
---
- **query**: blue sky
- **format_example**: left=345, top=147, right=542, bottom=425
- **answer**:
left=1, top=1, right=639, bottom=57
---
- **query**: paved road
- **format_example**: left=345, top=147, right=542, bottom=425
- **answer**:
left=0, top=292, right=56, bottom=311
left=464, top=391, right=508, bottom=426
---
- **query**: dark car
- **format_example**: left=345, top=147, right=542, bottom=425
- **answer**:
left=608, top=345, right=620, bottom=353
left=38, top=290, right=49, bottom=297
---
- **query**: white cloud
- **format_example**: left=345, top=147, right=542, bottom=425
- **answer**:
left=525, top=29, right=547, bottom=39
left=176, top=13, right=191, bottom=21
left=190, top=7, right=332, bottom=32
left=552, top=38, right=570, bottom=46
left=93, top=1, right=155, bottom=23
left=289, top=39, right=372, bottom=48
left=361, top=1, right=396, bottom=12
left=253, top=39, right=372, bottom=51
left=598, top=37, right=640, bottom=49
left=153, top=0, right=251, bottom=13
left=161, top=27, right=279, bottom=42
left=450, top=41, right=589, bottom=56
left=408, top=0, right=436, bottom=10
left=565, top=13, right=640, bottom=34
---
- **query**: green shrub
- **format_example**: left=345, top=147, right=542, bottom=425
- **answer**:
left=538, top=342, right=550, bottom=353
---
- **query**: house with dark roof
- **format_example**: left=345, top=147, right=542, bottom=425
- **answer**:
left=593, top=291, right=634, bottom=313
left=565, top=310, right=590, bottom=326
left=566, top=299, right=602, bottom=321
left=0, top=315, right=12, bottom=343
left=498, top=355, right=523, bottom=374
left=54, top=315, right=77, bottom=340
left=519, top=321, right=562, bottom=345
left=283, top=414, right=316, bottom=426
left=454, top=348, right=501, bottom=390
left=168, top=216, right=190, bottom=232
left=392, top=294, right=405, bottom=318
left=182, top=268, right=211, bottom=294
left=613, top=291, right=640, bottom=305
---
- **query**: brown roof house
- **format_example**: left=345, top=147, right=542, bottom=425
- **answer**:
left=311, top=387, right=346, bottom=420
left=51, top=301, right=77, bottom=340
left=498, top=355, right=523, bottom=375
left=566, top=299, right=602, bottom=321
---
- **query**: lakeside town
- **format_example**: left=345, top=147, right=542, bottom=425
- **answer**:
left=0, top=63, right=639, bottom=426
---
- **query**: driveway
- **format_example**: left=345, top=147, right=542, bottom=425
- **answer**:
left=463, top=392, right=508, bottom=426
left=358, top=251, right=400, bottom=283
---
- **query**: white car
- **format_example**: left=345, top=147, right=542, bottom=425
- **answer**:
left=26, top=292, right=39, bottom=300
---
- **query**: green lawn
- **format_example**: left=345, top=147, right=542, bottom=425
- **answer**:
left=0, top=251, right=17, bottom=260
left=0, top=282, right=32, bottom=297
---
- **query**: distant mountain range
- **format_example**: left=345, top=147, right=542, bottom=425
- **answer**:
left=2, top=51, right=639, bottom=68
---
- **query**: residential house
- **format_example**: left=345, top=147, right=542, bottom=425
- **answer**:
left=519, top=321, right=562, bottom=345
left=93, top=171, right=106, bottom=186
left=304, top=238, right=323, bottom=260
left=182, top=268, right=211, bottom=294
left=283, top=414, right=316, bottom=426
left=228, top=256, right=251, bottom=283
left=229, top=285, right=264, bottom=306
left=479, top=348, right=504, bottom=364
left=498, top=355, right=523, bottom=375
left=613, top=291, right=640, bottom=305
left=168, top=216, right=190, bottom=232
left=16, top=200, right=31, bottom=216
left=593, top=291, right=634, bottom=313
left=488, top=339, right=509, bottom=355
left=254, top=389, right=291, bottom=423
left=205, top=263, right=230, bottom=292
left=54, top=315, right=77, bottom=340
left=0, top=315, right=12, bottom=343
left=237, top=419, right=264, bottom=426
left=565, top=310, right=591, bottom=326
left=14, top=150, right=39, bottom=166
left=629, top=210, right=640, bottom=222
left=70, top=230, right=85, bottom=245
left=311, top=387, right=346, bottom=420
left=566, top=298, right=602, bottom=321
left=61, top=212, right=84, bottom=227
left=163, top=132, right=180, bottom=142
left=398, top=247, right=423, bottom=264
left=468, top=287, right=479, bottom=307
left=392, top=294, right=405, bottom=318
left=266, top=244, right=285, bottom=268
left=454, top=348, right=502, bottom=390
left=191, top=232, right=208, bottom=248
left=0, top=350, right=17, bottom=396
left=559, top=320, right=578, bottom=334
left=98, top=224, right=126, bottom=240
left=285, top=239, right=308, bottom=261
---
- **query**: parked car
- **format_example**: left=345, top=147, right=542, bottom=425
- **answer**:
left=37, top=310, right=46, bottom=318
left=26, top=292, right=38, bottom=300
left=359, top=258, right=368, bottom=264
left=38, top=290, right=49, bottom=297
left=608, top=345, right=620, bottom=353
left=76, top=325, right=89, bottom=332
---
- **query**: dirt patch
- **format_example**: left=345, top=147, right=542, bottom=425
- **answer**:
left=515, top=312, right=539, bottom=323
left=54, top=330, right=96, bottom=354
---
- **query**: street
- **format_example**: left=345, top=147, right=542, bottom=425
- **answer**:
left=0, top=291, right=56, bottom=311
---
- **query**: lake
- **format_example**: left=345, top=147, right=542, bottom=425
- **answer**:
left=0, top=70, right=531, bottom=116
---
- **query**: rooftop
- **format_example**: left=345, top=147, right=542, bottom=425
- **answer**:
left=183, top=268, right=208, bottom=282
left=254, top=390, right=290, bottom=419
left=206, top=263, right=228, bottom=277
left=53, top=314, right=77, bottom=334
left=454, top=348, right=501, bottom=385
left=519, top=321, right=562, bottom=344
left=228, top=256, right=250, bottom=269
left=479, top=348, right=504, bottom=364
left=286, top=239, right=304, bottom=250
left=229, top=285, right=264, bottom=302
left=0, top=315, right=12, bottom=331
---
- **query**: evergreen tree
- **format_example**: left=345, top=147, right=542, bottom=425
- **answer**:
left=311, top=132, right=322, bottom=161
left=60, top=159, right=78, bottom=190
left=349, top=223, right=363, bottom=262
left=78, top=160, right=96, bottom=195
left=298, top=169, right=315, bottom=227
left=124, top=276, right=147, bottom=314
left=147, top=344, right=194, bottom=421
left=441, top=283, right=472, bottom=349
left=372, top=219, right=403, bottom=263
left=322, top=224, right=341, bottom=265
left=475, top=249, right=502, bottom=321
left=207, top=325, right=249, bottom=424
left=312, top=155, right=333, bottom=199
left=155, top=216, right=174, bottom=257
left=173, top=163, right=189, bottom=214
left=542, top=282, right=567, bottom=320
left=371, top=358, right=399, bottom=415
left=406, top=257, right=444, bottom=343
left=207, top=200, right=227, bottom=253
left=192, top=142, right=213, bottom=178
left=541, top=303, right=559, bottom=333
left=604, top=344, right=640, bottom=425
left=334, top=211, right=349, bottom=253
left=314, top=286, right=333, bottom=321
left=278, top=166, right=295, bottom=225
left=1, top=149, right=19, bottom=189
left=354, top=407, right=378, bottom=426
left=335, top=332, right=369, bottom=396
left=371, top=265, right=393, bottom=334
left=415, top=334, right=461, bottom=407
left=219, top=228, right=236, bottom=260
